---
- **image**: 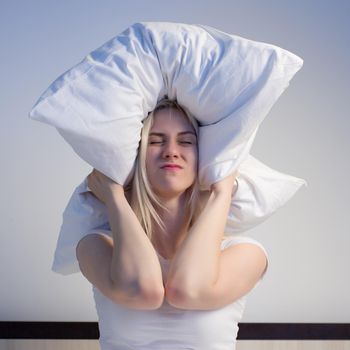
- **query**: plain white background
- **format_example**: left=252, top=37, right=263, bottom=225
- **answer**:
left=1, top=0, right=349, bottom=322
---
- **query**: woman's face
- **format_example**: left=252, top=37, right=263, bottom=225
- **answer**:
left=146, top=108, right=198, bottom=200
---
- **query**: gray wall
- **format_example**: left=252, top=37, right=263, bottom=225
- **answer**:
left=1, top=0, right=349, bottom=322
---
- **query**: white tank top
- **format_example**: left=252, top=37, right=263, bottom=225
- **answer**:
left=92, top=235, right=268, bottom=350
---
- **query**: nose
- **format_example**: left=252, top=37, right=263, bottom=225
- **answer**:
left=162, top=139, right=179, bottom=159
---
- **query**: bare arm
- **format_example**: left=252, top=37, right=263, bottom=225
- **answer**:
left=165, top=173, right=237, bottom=302
left=76, top=169, right=164, bottom=310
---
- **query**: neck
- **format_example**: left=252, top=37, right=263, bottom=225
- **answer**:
left=158, top=192, right=186, bottom=212
left=152, top=192, right=190, bottom=257
left=156, top=192, right=189, bottom=233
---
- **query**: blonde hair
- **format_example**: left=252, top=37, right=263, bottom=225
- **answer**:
left=128, top=97, right=201, bottom=240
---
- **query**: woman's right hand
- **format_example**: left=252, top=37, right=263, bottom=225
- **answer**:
left=87, top=169, right=124, bottom=204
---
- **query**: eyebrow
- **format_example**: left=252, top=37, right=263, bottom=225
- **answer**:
left=149, top=131, right=197, bottom=137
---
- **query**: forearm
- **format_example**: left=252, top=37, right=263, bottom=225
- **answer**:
left=165, top=189, right=232, bottom=299
left=106, top=195, right=164, bottom=302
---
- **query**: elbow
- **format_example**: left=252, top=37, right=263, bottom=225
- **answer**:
left=108, top=280, right=165, bottom=310
left=140, top=284, right=165, bottom=310
left=164, top=285, right=185, bottom=309
left=139, top=276, right=166, bottom=309
left=165, top=283, right=201, bottom=310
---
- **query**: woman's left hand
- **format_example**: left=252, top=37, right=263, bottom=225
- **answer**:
left=210, top=171, right=239, bottom=197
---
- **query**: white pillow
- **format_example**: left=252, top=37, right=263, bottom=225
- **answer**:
left=29, top=21, right=303, bottom=190
left=226, top=155, right=306, bottom=233
left=52, top=155, right=306, bottom=275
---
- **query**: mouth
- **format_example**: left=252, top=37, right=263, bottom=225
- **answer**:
left=161, top=164, right=183, bottom=170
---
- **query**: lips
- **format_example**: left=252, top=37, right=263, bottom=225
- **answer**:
left=161, top=163, right=183, bottom=169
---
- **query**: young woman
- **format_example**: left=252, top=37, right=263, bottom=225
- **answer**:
left=76, top=98, right=268, bottom=349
